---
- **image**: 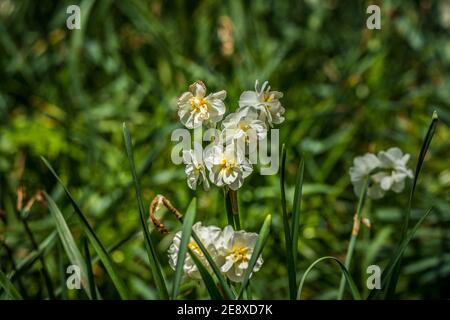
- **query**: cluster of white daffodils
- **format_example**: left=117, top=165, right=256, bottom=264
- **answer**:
left=168, top=222, right=263, bottom=282
left=349, top=147, right=414, bottom=199
left=177, top=80, right=285, bottom=191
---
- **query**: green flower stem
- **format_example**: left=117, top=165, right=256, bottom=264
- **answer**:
left=224, top=187, right=240, bottom=230
left=337, top=179, right=368, bottom=300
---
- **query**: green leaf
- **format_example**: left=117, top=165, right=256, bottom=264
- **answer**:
left=385, top=112, right=439, bottom=298
left=45, top=192, right=93, bottom=299
left=297, top=256, right=361, bottom=300
left=280, top=144, right=297, bottom=299
left=57, top=242, right=68, bottom=300
left=172, top=198, right=197, bottom=299
left=10, top=232, right=58, bottom=281
left=291, top=157, right=305, bottom=267
left=368, top=207, right=433, bottom=299
left=191, top=232, right=235, bottom=300
left=41, top=157, right=129, bottom=300
left=237, top=214, right=272, bottom=299
left=188, top=249, right=223, bottom=300
left=122, top=123, right=169, bottom=300
left=83, top=238, right=98, bottom=300
left=0, top=269, right=23, bottom=300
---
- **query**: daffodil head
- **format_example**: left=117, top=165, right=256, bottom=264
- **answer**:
left=177, top=81, right=227, bottom=129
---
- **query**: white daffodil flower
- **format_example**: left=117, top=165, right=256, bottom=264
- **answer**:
left=216, top=226, right=263, bottom=283
left=238, top=80, right=285, bottom=127
left=168, top=222, right=222, bottom=280
left=377, top=147, right=414, bottom=193
left=182, top=142, right=210, bottom=191
left=349, top=153, right=385, bottom=199
left=221, top=107, right=267, bottom=151
left=177, top=81, right=227, bottom=129
left=204, top=143, right=253, bottom=190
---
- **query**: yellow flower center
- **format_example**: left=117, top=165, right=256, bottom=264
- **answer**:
left=230, top=246, right=249, bottom=263
left=188, top=241, right=203, bottom=256
left=239, top=123, right=250, bottom=131
left=263, top=93, right=274, bottom=102
left=220, top=158, right=237, bottom=174
left=190, top=97, right=208, bottom=113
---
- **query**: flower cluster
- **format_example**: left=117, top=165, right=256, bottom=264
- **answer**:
left=349, top=147, right=414, bottom=199
left=177, top=80, right=285, bottom=191
left=168, top=222, right=263, bottom=282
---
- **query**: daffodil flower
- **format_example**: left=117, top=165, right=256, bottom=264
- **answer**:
left=349, top=148, right=414, bottom=199
left=204, top=143, right=253, bottom=190
left=377, top=147, right=414, bottom=193
left=168, top=222, right=222, bottom=280
left=221, top=107, right=267, bottom=151
left=216, top=226, right=263, bottom=282
left=177, top=81, right=227, bottom=129
left=238, top=80, right=285, bottom=127
left=182, top=142, right=210, bottom=191
left=349, top=153, right=385, bottom=199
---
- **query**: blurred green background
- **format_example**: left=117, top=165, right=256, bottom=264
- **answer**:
left=1, top=0, right=449, bottom=299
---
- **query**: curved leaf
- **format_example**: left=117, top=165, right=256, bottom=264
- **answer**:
left=237, top=214, right=272, bottom=299
left=172, top=198, right=197, bottom=299
left=41, top=157, right=129, bottom=300
left=297, top=256, right=361, bottom=300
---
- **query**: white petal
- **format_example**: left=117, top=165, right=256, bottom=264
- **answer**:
left=239, top=91, right=260, bottom=108
left=189, top=81, right=206, bottom=97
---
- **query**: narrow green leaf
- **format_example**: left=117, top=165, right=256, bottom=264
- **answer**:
left=122, top=123, right=169, bottom=300
left=385, top=112, right=439, bottom=298
left=297, top=256, right=361, bottom=300
left=280, top=144, right=297, bottom=299
left=45, top=192, right=93, bottom=299
left=191, top=232, right=235, bottom=300
left=237, top=214, right=272, bottom=299
left=83, top=238, right=97, bottom=300
left=57, top=242, right=68, bottom=300
left=10, top=232, right=58, bottom=281
left=291, top=158, right=305, bottom=267
left=0, top=269, right=23, bottom=300
left=368, top=207, right=433, bottom=299
left=188, top=249, right=223, bottom=300
left=41, top=157, right=129, bottom=300
left=172, top=198, right=197, bottom=299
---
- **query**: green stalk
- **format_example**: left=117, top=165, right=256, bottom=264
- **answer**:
left=280, top=144, right=297, bottom=300
left=337, top=179, right=368, bottom=299
left=224, top=187, right=240, bottom=230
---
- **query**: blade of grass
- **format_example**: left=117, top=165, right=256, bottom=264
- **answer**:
left=384, top=112, right=439, bottom=298
left=41, top=157, right=129, bottom=300
left=45, top=192, right=93, bottom=299
left=19, top=211, right=55, bottom=299
left=188, top=249, right=223, bottom=300
left=57, top=242, right=68, bottom=300
left=237, top=214, right=272, bottom=299
left=10, top=232, right=58, bottom=281
left=368, top=207, right=433, bottom=299
left=191, top=231, right=235, bottom=300
left=0, top=269, right=23, bottom=300
left=297, top=256, right=361, bottom=300
left=172, top=198, right=197, bottom=299
left=291, top=158, right=304, bottom=267
left=83, top=238, right=97, bottom=300
left=280, top=144, right=297, bottom=299
left=122, top=123, right=169, bottom=299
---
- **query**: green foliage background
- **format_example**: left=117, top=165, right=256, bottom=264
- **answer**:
left=0, top=0, right=449, bottom=299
